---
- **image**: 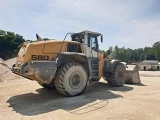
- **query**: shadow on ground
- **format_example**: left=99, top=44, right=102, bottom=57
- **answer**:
left=7, top=82, right=133, bottom=116
left=125, top=82, right=146, bottom=86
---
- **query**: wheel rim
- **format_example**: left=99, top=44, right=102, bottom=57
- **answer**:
left=69, top=72, right=82, bottom=89
left=117, top=68, right=123, bottom=79
left=118, top=69, right=123, bottom=78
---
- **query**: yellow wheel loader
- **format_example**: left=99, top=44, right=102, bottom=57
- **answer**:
left=12, top=30, right=140, bottom=96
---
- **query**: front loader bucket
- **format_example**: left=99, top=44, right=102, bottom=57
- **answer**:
left=125, top=65, right=141, bottom=84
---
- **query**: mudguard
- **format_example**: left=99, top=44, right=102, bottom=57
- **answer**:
left=56, top=52, right=90, bottom=75
left=104, top=59, right=121, bottom=72
left=103, top=59, right=122, bottom=77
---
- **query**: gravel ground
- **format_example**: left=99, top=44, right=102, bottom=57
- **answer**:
left=0, top=71, right=160, bottom=120
left=0, top=58, right=20, bottom=82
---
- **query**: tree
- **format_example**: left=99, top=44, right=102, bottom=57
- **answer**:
left=0, top=30, right=25, bottom=60
left=111, top=45, right=119, bottom=59
left=152, top=41, right=160, bottom=61
left=0, top=30, right=6, bottom=35
left=144, top=47, right=155, bottom=60
left=103, top=41, right=160, bottom=63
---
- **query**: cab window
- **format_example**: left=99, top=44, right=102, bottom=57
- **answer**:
left=71, top=33, right=84, bottom=43
left=67, top=43, right=82, bottom=53
left=88, top=34, right=98, bottom=52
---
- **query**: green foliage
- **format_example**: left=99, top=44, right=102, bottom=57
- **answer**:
left=0, top=30, right=6, bottom=35
left=0, top=30, right=25, bottom=60
left=110, top=41, right=160, bottom=62
left=152, top=41, right=160, bottom=61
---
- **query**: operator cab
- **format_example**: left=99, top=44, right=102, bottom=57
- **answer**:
left=71, top=30, right=103, bottom=57
left=71, top=30, right=103, bottom=80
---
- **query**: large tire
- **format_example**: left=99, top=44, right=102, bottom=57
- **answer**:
left=54, top=62, right=88, bottom=96
left=106, top=63, right=126, bottom=87
left=38, top=80, right=55, bottom=89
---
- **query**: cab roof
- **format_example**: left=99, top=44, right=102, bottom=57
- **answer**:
left=72, top=30, right=102, bottom=36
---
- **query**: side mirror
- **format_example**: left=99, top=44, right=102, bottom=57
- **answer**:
left=101, top=36, right=103, bottom=43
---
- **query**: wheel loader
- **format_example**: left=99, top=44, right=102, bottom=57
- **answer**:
left=12, top=30, right=140, bottom=96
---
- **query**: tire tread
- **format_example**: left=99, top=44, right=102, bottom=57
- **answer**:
left=55, top=62, right=88, bottom=96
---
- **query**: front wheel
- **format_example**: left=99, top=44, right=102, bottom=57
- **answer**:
left=106, top=63, right=126, bottom=87
left=54, top=62, right=88, bottom=96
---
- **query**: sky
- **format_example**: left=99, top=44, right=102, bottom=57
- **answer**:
left=0, top=0, right=160, bottom=50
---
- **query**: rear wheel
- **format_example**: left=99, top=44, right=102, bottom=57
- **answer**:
left=54, top=62, right=88, bottom=96
left=106, top=63, right=126, bottom=87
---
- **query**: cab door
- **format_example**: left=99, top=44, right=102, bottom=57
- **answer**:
left=82, top=34, right=99, bottom=58
left=85, top=34, right=99, bottom=79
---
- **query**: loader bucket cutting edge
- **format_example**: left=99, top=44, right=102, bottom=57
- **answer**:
left=125, top=65, right=141, bottom=84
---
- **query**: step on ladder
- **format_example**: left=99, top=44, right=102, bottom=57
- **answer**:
left=90, top=58, right=99, bottom=82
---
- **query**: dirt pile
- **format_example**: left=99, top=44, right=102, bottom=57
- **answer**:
left=0, top=58, right=21, bottom=82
